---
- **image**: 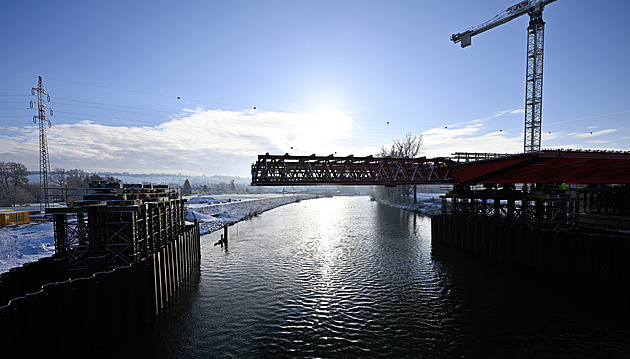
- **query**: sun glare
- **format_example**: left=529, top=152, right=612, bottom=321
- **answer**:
left=309, top=107, right=353, bottom=137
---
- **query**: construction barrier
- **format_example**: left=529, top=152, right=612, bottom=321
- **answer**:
left=0, top=256, right=68, bottom=308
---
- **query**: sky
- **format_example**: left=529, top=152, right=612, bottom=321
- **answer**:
left=1, top=0, right=629, bottom=177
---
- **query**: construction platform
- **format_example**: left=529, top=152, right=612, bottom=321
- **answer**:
left=46, top=182, right=189, bottom=278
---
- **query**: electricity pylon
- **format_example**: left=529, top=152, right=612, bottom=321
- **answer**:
left=30, top=76, right=53, bottom=212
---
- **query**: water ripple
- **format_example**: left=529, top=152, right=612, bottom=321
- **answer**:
left=98, top=197, right=630, bottom=359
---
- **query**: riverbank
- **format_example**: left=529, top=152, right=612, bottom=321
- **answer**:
left=0, top=193, right=316, bottom=274
left=371, top=192, right=443, bottom=216
left=185, top=193, right=317, bottom=235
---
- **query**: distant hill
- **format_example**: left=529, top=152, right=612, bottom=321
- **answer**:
left=28, top=171, right=250, bottom=186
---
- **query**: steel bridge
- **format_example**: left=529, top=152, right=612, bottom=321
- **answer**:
left=251, top=150, right=630, bottom=186
left=250, top=154, right=458, bottom=186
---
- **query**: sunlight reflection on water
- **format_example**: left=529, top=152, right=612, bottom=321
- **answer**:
left=98, top=196, right=630, bottom=359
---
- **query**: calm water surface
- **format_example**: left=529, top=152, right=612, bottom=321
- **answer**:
left=99, top=196, right=630, bottom=358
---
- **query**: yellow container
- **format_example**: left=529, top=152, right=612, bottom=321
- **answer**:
left=0, top=211, right=30, bottom=226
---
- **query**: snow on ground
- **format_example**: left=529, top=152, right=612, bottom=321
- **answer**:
left=0, top=193, right=315, bottom=274
left=186, top=194, right=316, bottom=235
left=0, top=222, right=55, bottom=275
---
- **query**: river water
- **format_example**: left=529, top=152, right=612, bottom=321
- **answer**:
left=99, top=196, right=630, bottom=358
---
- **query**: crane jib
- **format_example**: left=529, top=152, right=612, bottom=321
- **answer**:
left=508, top=0, right=532, bottom=15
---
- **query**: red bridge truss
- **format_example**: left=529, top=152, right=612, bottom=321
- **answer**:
left=251, top=150, right=630, bottom=186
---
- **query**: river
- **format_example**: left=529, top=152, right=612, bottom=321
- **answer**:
left=98, top=196, right=630, bottom=358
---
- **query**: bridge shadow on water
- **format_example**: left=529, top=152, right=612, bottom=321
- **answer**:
left=430, top=242, right=630, bottom=358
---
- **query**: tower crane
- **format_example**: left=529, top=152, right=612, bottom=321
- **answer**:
left=451, top=0, right=558, bottom=153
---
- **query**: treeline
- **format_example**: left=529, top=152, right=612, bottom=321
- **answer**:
left=0, top=162, right=120, bottom=207
left=48, top=168, right=121, bottom=204
left=182, top=178, right=278, bottom=196
left=49, top=168, right=120, bottom=189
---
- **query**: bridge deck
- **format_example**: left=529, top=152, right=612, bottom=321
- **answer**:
left=453, top=150, right=630, bottom=184
left=251, top=150, right=630, bottom=185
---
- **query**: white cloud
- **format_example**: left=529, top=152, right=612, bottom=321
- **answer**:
left=3, top=105, right=625, bottom=177
left=466, top=108, right=523, bottom=126
left=0, top=108, right=357, bottom=176
left=575, top=129, right=618, bottom=138
left=419, top=108, right=530, bottom=156
left=423, top=126, right=521, bottom=157
left=541, top=132, right=567, bottom=141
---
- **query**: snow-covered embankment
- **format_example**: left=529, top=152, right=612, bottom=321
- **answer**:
left=0, top=194, right=315, bottom=274
left=186, top=194, right=317, bottom=235
left=0, top=222, right=55, bottom=275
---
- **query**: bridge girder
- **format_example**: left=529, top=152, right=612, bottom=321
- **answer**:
left=251, top=150, right=630, bottom=186
left=251, top=154, right=457, bottom=186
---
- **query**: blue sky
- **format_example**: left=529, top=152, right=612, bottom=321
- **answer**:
left=1, top=0, right=629, bottom=177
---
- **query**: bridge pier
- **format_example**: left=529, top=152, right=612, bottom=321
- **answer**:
left=433, top=184, right=630, bottom=287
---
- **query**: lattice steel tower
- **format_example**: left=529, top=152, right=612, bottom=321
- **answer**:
left=30, top=76, right=53, bottom=211
left=451, top=0, right=558, bottom=153
left=524, top=9, right=545, bottom=153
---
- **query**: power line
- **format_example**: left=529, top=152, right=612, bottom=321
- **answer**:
left=53, top=97, right=178, bottom=114
left=44, top=77, right=259, bottom=111
left=52, top=101, right=173, bottom=117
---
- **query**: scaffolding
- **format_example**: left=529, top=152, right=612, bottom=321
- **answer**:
left=450, top=152, right=511, bottom=163
left=441, top=184, right=579, bottom=231
left=47, top=182, right=187, bottom=278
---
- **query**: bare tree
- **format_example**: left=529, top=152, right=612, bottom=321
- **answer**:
left=65, top=169, right=86, bottom=188
left=0, top=162, right=32, bottom=206
left=50, top=168, right=68, bottom=187
left=372, top=133, right=424, bottom=203
left=378, top=132, right=424, bottom=158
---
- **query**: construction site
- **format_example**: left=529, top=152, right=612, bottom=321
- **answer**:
left=0, top=181, right=201, bottom=357
left=1, top=0, right=629, bottom=356
left=249, top=0, right=630, bottom=285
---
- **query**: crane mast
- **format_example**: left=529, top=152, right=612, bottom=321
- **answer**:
left=525, top=8, right=545, bottom=153
left=451, top=0, right=557, bottom=153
